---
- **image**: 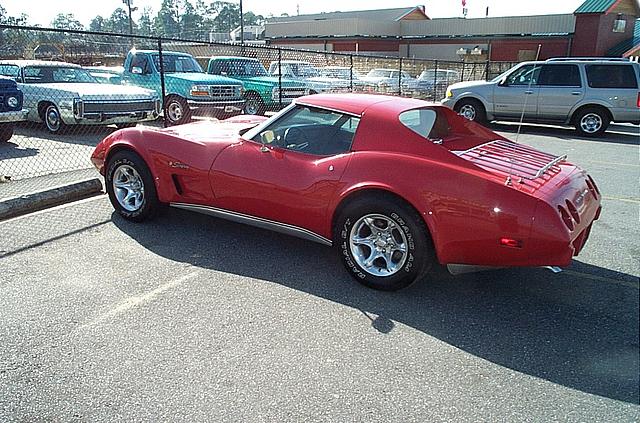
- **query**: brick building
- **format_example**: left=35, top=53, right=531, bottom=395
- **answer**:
left=265, top=0, right=640, bottom=61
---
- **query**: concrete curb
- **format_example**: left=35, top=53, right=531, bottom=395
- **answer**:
left=0, top=178, right=103, bottom=221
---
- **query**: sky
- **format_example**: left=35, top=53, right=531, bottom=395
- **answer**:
left=2, top=0, right=588, bottom=27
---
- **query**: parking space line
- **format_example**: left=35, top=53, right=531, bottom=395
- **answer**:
left=80, top=271, right=200, bottom=329
left=602, top=196, right=640, bottom=204
left=589, top=161, right=640, bottom=168
left=564, top=270, right=639, bottom=289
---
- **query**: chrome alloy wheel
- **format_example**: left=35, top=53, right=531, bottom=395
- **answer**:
left=580, top=113, right=602, bottom=134
left=349, top=214, right=409, bottom=277
left=459, top=104, right=477, bottom=121
left=113, top=164, right=145, bottom=212
left=167, top=101, right=183, bottom=122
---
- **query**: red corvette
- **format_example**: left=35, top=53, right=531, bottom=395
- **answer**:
left=91, top=94, right=602, bottom=290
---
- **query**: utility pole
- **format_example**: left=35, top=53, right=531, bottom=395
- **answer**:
left=123, top=0, right=138, bottom=44
left=239, top=0, right=244, bottom=44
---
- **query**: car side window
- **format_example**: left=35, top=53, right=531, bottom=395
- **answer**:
left=253, top=105, right=360, bottom=156
left=399, top=108, right=445, bottom=140
left=506, top=64, right=541, bottom=86
left=130, top=55, right=150, bottom=74
left=586, top=65, right=638, bottom=89
left=0, top=65, right=20, bottom=80
left=538, top=64, right=581, bottom=87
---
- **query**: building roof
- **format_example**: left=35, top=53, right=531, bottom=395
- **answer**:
left=607, top=18, right=640, bottom=56
left=574, top=0, right=618, bottom=14
left=267, top=6, right=428, bottom=23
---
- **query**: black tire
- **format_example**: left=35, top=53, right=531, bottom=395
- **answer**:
left=105, top=150, right=160, bottom=222
left=243, top=92, right=265, bottom=115
left=454, top=98, right=487, bottom=123
left=164, top=96, right=191, bottom=126
left=0, top=123, right=14, bottom=142
left=116, top=123, right=137, bottom=129
left=335, top=196, right=433, bottom=291
left=574, top=107, right=610, bottom=137
left=43, top=103, right=67, bottom=134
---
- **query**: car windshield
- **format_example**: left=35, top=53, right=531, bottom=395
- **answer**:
left=23, top=66, right=97, bottom=83
left=0, top=65, right=20, bottom=79
left=367, top=69, right=392, bottom=78
left=419, top=70, right=455, bottom=80
left=152, top=54, right=202, bottom=73
left=320, top=68, right=351, bottom=79
left=230, top=60, right=268, bottom=77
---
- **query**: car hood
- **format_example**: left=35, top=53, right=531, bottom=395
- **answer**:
left=165, top=72, right=242, bottom=85
left=448, top=80, right=493, bottom=91
left=240, top=75, right=305, bottom=87
left=27, top=83, right=156, bottom=100
left=159, top=115, right=267, bottom=144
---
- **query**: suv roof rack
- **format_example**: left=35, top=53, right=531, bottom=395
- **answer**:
left=546, top=57, right=630, bottom=62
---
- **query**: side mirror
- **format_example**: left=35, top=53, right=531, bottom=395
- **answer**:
left=131, top=66, right=143, bottom=75
left=497, top=77, right=508, bottom=87
left=260, top=130, right=275, bottom=144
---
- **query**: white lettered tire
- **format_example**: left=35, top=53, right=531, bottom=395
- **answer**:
left=335, top=195, right=433, bottom=291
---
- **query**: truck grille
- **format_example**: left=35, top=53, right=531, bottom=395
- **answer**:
left=84, top=100, right=156, bottom=114
left=209, top=85, right=241, bottom=100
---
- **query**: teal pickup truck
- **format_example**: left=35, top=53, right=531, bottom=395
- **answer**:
left=206, top=57, right=307, bottom=115
left=122, top=50, right=245, bottom=125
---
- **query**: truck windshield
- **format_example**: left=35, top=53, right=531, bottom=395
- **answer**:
left=22, top=66, right=97, bottom=83
left=152, top=54, right=203, bottom=73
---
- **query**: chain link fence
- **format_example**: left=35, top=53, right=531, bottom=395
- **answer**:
left=0, top=24, right=517, bottom=182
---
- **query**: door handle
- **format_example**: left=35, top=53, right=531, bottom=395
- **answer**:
left=571, top=91, right=582, bottom=96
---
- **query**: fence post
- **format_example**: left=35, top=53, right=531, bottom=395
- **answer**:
left=349, top=54, right=353, bottom=92
left=158, top=37, right=167, bottom=128
left=460, top=59, right=465, bottom=82
left=485, top=60, right=490, bottom=81
left=278, top=47, right=282, bottom=109
left=433, top=60, right=438, bottom=100
left=398, top=57, right=403, bottom=96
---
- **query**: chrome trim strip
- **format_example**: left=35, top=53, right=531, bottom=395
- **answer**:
left=294, top=101, right=362, bottom=118
left=169, top=202, right=333, bottom=247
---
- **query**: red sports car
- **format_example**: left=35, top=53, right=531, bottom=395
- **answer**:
left=91, top=94, right=602, bottom=291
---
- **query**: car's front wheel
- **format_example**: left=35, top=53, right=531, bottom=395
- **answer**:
left=335, top=196, right=433, bottom=291
left=44, top=104, right=67, bottom=134
left=164, top=96, right=191, bottom=126
left=454, top=98, right=486, bottom=123
left=0, top=123, right=14, bottom=142
left=106, top=150, right=160, bottom=222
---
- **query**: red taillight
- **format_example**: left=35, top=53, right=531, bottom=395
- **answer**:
left=587, top=175, right=600, bottom=196
left=585, top=178, right=598, bottom=200
left=500, top=237, right=523, bottom=248
left=558, top=205, right=575, bottom=231
left=565, top=199, right=581, bottom=224
left=637, top=92, right=640, bottom=108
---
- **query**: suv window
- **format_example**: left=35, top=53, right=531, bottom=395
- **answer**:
left=586, top=65, right=638, bottom=89
left=506, top=64, right=541, bottom=86
left=538, top=64, right=581, bottom=87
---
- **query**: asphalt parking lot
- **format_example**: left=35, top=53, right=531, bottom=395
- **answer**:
left=0, top=122, right=638, bottom=421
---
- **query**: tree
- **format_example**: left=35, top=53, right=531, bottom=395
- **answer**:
left=89, top=15, right=106, bottom=32
left=105, top=8, right=132, bottom=34
left=137, top=7, right=154, bottom=37
left=51, top=13, right=84, bottom=31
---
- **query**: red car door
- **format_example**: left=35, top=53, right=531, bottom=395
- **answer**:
left=209, top=139, right=351, bottom=239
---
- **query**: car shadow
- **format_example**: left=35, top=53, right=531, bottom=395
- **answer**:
left=490, top=122, right=640, bottom=146
left=112, top=207, right=639, bottom=404
left=0, top=139, right=39, bottom=159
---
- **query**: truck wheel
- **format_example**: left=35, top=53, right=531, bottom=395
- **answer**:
left=0, top=123, right=14, bottom=143
left=244, top=93, right=265, bottom=115
left=335, top=196, right=433, bottom=291
left=44, top=104, right=67, bottom=134
left=164, top=96, right=191, bottom=126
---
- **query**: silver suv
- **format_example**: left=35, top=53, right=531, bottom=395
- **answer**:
left=441, top=58, right=640, bottom=136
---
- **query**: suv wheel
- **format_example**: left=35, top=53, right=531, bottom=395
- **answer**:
left=454, top=98, right=486, bottom=123
left=575, top=107, right=610, bottom=137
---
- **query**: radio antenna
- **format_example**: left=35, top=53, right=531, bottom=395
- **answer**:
left=507, top=44, right=542, bottom=186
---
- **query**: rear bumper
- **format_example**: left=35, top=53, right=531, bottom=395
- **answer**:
left=0, top=109, right=28, bottom=123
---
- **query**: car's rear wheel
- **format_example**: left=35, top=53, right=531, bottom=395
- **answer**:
left=0, top=123, right=14, bottom=142
left=335, top=196, right=433, bottom=291
left=164, top=96, right=191, bottom=126
left=44, top=104, right=67, bottom=134
left=454, top=98, right=486, bottom=123
left=574, top=107, right=610, bottom=137
left=244, top=92, right=265, bottom=115
left=106, top=150, right=159, bottom=222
